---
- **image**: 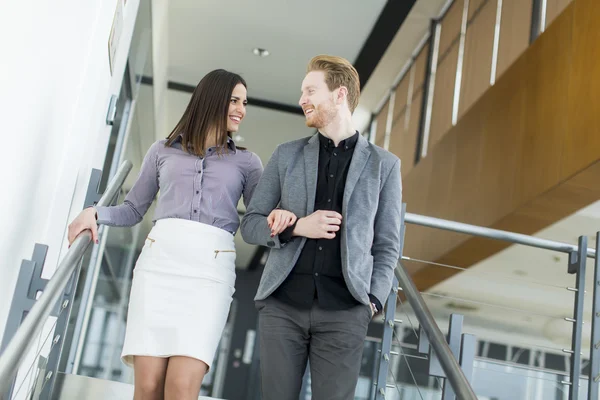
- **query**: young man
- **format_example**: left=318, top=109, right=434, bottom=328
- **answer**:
left=240, top=55, right=402, bottom=400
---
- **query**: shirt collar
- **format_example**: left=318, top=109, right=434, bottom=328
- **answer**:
left=174, top=134, right=237, bottom=154
left=318, top=131, right=359, bottom=152
left=223, top=136, right=237, bottom=153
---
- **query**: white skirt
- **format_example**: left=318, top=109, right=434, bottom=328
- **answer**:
left=121, top=218, right=236, bottom=370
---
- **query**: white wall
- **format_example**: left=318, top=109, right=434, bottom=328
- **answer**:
left=152, top=0, right=170, bottom=139
left=0, top=0, right=141, bottom=344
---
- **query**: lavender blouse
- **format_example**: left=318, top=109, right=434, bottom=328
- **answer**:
left=95, top=137, right=263, bottom=234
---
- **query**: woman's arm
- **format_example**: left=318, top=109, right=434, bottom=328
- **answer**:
left=68, top=142, right=161, bottom=244
left=95, top=141, right=161, bottom=227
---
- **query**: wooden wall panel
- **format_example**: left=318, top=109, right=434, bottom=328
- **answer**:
left=388, top=110, right=419, bottom=177
left=476, top=73, right=525, bottom=222
left=393, top=73, right=411, bottom=121
left=388, top=112, right=405, bottom=156
left=468, top=0, right=488, bottom=19
left=400, top=0, right=600, bottom=291
left=514, top=8, right=572, bottom=202
left=496, top=0, right=534, bottom=79
left=413, top=160, right=600, bottom=289
left=447, top=100, right=486, bottom=225
left=429, top=44, right=459, bottom=150
left=422, top=133, right=464, bottom=261
left=439, top=0, right=465, bottom=54
left=562, top=0, right=600, bottom=179
left=413, top=43, right=430, bottom=92
left=404, top=89, right=424, bottom=174
left=403, top=153, right=435, bottom=275
left=374, top=99, right=389, bottom=145
left=546, top=0, right=573, bottom=29
left=458, top=0, right=496, bottom=118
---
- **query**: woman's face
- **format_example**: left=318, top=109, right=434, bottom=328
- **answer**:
left=227, top=83, right=248, bottom=132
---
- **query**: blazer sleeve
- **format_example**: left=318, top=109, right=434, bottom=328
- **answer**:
left=369, top=159, right=402, bottom=306
left=240, top=145, right=286, bottom=249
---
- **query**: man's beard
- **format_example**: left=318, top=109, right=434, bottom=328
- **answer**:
left=305, top=102, right=336, bottom=129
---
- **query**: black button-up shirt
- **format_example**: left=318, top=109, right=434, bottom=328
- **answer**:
left=273, top=132, right=380, bottom=311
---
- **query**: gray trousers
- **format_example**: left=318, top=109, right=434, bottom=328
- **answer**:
left=257, top=296, right=372, bottom=400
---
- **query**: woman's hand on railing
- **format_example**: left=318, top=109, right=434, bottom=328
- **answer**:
left=68, top=207, right=99, bottom=246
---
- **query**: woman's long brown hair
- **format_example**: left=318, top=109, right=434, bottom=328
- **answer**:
left=166, top=69, right=247, bottom=156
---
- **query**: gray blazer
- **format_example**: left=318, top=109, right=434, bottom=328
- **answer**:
left=240, top=133, right=402, bottom=306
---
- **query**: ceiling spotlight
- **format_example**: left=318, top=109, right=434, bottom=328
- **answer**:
left=253, top=48, right=270, bottom=57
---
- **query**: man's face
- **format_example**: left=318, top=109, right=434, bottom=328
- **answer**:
left=299, top=71, right=337, bottom=129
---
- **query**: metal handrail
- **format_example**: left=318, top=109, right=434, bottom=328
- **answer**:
left=395, top=262, right=478, bottom=400
left=405, top=212, right=597, bottom=258
left=0, top=161, right=133, bottom=394
left=396, top=210, right=597, bottom=399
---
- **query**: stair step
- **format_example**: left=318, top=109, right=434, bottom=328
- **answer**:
left=51, top=372, right=222, bottom=400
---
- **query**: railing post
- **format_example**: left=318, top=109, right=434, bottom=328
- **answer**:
left=374, top=278, right=399, bottom=400
left=441, top=315, right=464, bottom=400
left=394, top=266, right=477, bottom=399
left=417, top=314, right=476, bottom=398
left=568, top=236, right=587, bottom=399
left=0, top=243, right=49, bottom=400
left=588, top=232, right=600, bottom=400
left=64, top=168, right=110, bottom=375
left=39, top=270, right=80, bottom=400
left=0, top=161, right=133, bottom=398
left=459, top=334, right=476, bottom=384
left=374, top=204, right=406, bottom=399
left=83, top=168, right=103, bottom=208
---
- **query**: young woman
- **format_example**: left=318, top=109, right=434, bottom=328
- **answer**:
left=68, top=69, right=295, bottom=400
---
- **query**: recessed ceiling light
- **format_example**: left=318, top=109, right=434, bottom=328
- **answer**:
left=253, top=48, right=270, bottom=57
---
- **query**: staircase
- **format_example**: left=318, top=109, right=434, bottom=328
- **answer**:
left=51, top=373, right=221, bottom=400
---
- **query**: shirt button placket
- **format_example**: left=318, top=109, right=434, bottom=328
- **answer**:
left=194, top=158, right=204, bottom=221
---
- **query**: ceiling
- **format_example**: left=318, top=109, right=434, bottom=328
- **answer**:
left=164, top=0, right=447, bottom=134
left=167, top=0, right=387, bottom=106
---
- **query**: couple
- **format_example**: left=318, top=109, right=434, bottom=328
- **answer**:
left=68, top=55, right=402, bottom=400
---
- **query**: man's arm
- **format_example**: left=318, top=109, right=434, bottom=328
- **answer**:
left=370, top=159, right=403, bottom=307
left=240, top=146, right=286, bottom=249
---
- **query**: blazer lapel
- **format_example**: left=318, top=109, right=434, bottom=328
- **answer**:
left=343, top=135, right=370, bottom=214
left=303, top=134, right=320, bottom=214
